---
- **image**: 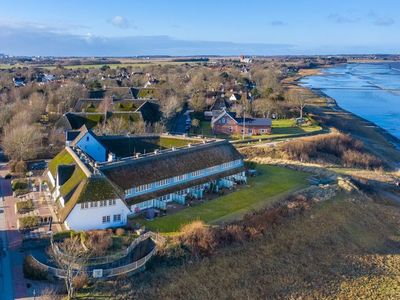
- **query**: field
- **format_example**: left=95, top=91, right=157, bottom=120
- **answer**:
left=0, top=60, right=199, bottom=70
left=193, top=119, right=322, bottom=141
left=140, top=165, right=309, bottom=233
left=77, top=191, right=400, bottom=299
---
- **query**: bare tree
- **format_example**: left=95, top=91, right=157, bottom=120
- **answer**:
left=99, top=117, right=129, bottom=135
left=98, top=96, right=113, bottom=126
left=50, top=236, right=90, bottom=300
left=189, top=92, right=206, bottom=112
left=286, top=89, right=310, bottom=119
left=2, top=123, right=43, bottom=161
left=160, top=95, right=184, bottom=119
left=128, top=119, right=147, bottom=134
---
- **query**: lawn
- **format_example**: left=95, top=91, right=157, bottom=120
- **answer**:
left=190, top=118, right=322, bottom=141
left=140, top=164, right=309, bottom=233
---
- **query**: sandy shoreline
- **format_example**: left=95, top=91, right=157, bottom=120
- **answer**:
left=295, top=67, right=400, bottom=167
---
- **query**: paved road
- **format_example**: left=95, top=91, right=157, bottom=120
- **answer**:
left=0, top=178, right=14, bottom=300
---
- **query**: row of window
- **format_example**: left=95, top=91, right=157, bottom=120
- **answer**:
left=227, top=127, right=268, bottom=134
left=81, top=199, right=116, bottom=210
left=125, top=159, right=242, bottom=196
left=102, top=214, right=121, bottom=223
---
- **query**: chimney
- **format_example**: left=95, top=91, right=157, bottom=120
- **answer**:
left=108, top=152, right=116, bottom=162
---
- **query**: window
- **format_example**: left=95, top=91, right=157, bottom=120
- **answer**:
left=261, top=129, right=265, bottom=133
left=113, top=214, right=121, bottom=222
left=229, top=126, right=233, bottom=132
left=190, top=170, right=202, bottom=177
left=86, top=136, right=89, bottom=141
left=102, top=215, right=110, bottom=223
left=81, top=202, right=89, bottom=209
left=100, top=200, right=107, bottom=207
left=90, top=201, right=98, bottom=208
left=109, top=199, right=116, bottom=206
left=174, top=174, right=187, bottom=182
left=135, top=183, right=152, bottom=193
left=155, top=178, right=170, bottom=187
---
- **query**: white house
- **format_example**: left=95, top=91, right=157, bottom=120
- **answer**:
left=46, top=126, right=246, bottom=231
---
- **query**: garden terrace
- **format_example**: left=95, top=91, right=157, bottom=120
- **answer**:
left=140, top=164, right=309, bottom=232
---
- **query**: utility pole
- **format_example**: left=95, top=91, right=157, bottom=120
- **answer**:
left=242, top=111, right=245, bottom=140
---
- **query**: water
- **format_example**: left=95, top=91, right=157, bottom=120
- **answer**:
left=300, top=62, right=400, bottom=138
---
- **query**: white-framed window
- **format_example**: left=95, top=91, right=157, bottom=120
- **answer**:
left=113, top=214, right=121, bottom=222
left=100, top=200, right=107, bottom=207
left=81, top=202, right=89, bottom=209
left=90, top=201, right=98, bottom=208
left=190, top=170, right=202, bottom=177
left=229, top=126, right=233, bottom=132
left=155, top=178, right=170, bottom=187
left=135, top=183, right=152, bottom=193
left=108, top=199, right=116, bottom=206
left=174, top=174, right=187, bottom=182
left=102, top=215, right=110, bottom=223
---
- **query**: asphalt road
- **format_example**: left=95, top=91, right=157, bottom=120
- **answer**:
left=0, top=178, right=14, bottom=300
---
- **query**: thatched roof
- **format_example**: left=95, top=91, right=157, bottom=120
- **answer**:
left=55, top=113, right=97, bottom=130
left=100, top=141, right=243, bottom=190
left=58, top=177, right=120, bottom=222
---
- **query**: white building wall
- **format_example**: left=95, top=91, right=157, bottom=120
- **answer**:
left=47, top=171, right=55, bottom=188
left=65, top=198, right=130, bottom=231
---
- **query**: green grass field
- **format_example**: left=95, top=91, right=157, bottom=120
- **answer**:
left=140, top=165, right=309, bottom=233
left=191, top=119, right=322, bottom=140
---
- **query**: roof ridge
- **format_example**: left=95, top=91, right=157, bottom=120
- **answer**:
left=99, top=139, right=229, bottom=170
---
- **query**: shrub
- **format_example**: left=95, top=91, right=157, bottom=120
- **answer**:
left=19, top=216, right=40, bottom=229
left=23, top=255, right=48, bottom=280
left=53, top=230, right=75, bottom=242
left=115, top=228, right=125, bottom=236
left=273, top=132, right=382, bottom=169
left=11, top=179, right=28, bottom=191
left=179, top=221, right=217, bottom=257
left=14, top=188, right=30, bottom=196
left=85, top=230, right=113, bottom=256
left=16, top=199, right=34, bottom=213
left=73, top=273, right=89, bottom=290
left=15, top=160, right=27, bottom=174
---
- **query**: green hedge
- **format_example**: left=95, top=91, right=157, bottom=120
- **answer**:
left=11, top=179, right=28, bottom=191
left=19, top=216, right=40, bottom=229
left=16, top=199, right=34, bottom=213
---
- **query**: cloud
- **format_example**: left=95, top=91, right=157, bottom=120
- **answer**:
left=109, top=16, right=131, bottom=29
left=367, top=11, right=395, bottom=26
left=269, top=20, right=286, bottom=26
left=328, top=13, right=359, bottom=24
left=0, top=25, right=296, bottom=56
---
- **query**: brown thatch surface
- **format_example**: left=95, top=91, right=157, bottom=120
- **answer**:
left=58, top=177, right=120, bottom=222
left=100, top=141, right=243, bottom=190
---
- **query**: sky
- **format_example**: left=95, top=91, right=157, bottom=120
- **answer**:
left=0, top=0, right=399, bottom=56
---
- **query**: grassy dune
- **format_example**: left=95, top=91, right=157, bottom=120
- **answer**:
left=140, top=165, right=309, bottom=233
left=78, top=194, right=400, bottom=299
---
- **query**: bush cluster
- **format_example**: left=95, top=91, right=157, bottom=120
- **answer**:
left=19, top=216, right=40, bottom=229
left=23, top=255, right=48, bottom=280
left=281, top=133, right=382, bottom=169
left=16, top=199, right=34, bottom=213
left=175, top=195, right=312, bottom=258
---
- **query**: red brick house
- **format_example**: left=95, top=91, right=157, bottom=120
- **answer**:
left=211, top=110, right=272, bottom=136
